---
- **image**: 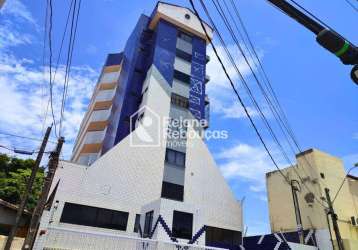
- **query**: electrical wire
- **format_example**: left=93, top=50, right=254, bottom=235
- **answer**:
left=42, top=0, right=76, bottom=136
left=225, top=0, right=328, bottom=207
left=194, top=0, right=328, bottom=208
left=213, top=0, right=327, bottom=208
left=47, top=0, right=58, bottom=138
left=189, top=0, right=290, bottom=184
left=0, top=131, right=56, bottom=144
left=332, top=165, right=358, bottom=203
left=343, top=0, right=358, bottom=12
left=59, top=0, right=82, bottom=136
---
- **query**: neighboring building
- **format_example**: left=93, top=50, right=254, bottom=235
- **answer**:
left=33, top=2, right=242, bottom=250
left=266, top=149, right=358, bottom=250
left=0, top=198, right=31, bottom=237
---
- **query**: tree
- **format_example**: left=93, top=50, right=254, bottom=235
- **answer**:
left=0, top=154, right=44, bottom=210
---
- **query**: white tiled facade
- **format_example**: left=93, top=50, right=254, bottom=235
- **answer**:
left=34, top=3, right=242, bottom=249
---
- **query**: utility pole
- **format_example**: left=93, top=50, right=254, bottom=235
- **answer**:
left=4, top=126, right=52, bottom=250
left=267, top=0, right=358, bottom=85
left=22, top=136, right=64, bottom=250
left=325, top=188, right=345, bottom=250
left=290, top=180, right=304, bottom=244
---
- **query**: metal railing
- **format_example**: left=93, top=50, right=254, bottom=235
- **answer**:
left=37, top=226, right=226, bottom=250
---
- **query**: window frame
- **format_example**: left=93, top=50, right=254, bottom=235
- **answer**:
left=172, top=210, right=193, bottom=239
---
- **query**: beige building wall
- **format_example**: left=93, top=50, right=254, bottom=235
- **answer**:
left=266, top=149, right=358, bottom=250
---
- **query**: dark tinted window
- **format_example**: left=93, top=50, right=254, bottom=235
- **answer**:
left=205, top=226, right=241, bottom=248
left=143, top=211, right=154, bottom=238
left=173, top=70, right=191, bottom=84
left=172, top=211, right=193, bottom=239
left=161, top=181, right=184, bottom=201
left=171, top=93, right=189, bottom=109
left=165, top=148, right=186, bottom=167
left=60, top=203, right=128, bottom=231
left=134, top=214, right=141, bottom=233
left=176, top=49, right=192, bottom=62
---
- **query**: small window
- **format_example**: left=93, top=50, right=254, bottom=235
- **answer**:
left=161, top=181, right=184, bottom=201
left=143, top=211, right=154, bottom=238
left=134, top=214, right=141, bottom=233
left=178, top=31, right=192, bottom=43
left=171, top=93, right=189, bottom=109
left=320, top=173, right=325, bottom=179
left=173, top=70, right=191, bottom=84
left=165, top=148, right=186, bottom=167
left=172, top=211, right=193, bottom=239
left=176, top=49, right=192, bottom=62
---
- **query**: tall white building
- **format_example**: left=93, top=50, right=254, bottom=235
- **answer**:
left=34, top=2, right=243, bottom=249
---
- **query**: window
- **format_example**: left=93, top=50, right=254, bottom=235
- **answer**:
left=178, top=31, right=192, bottom=43
left=134, top=214, right=141, bottom=233
left=161, top=181, right=184, bottom=201
left=143, top=211, right=154, bottom=238
left=172, top=211, right=193, bottom=239
left=176, top=49, right=192, bottom=62
left=320, top=173, right=325, bottom=179
left=173, top=70, right=191, bottom=84
left=165, top=148, right=186, bottom=167
left=205, top=226, right=241, bottom=248
left=171, top=93, right=189, bottom=109
left=60, top=202, right=129, bottom=231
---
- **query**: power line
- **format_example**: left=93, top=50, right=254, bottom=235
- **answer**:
left=0, top=131, right=56, bottom=144
left=59, top=0, right=82, bottom=136
left=41, top=0, right=75, bottom=136
left=225, top=0, right=328, bottom=207
left=343, top=0, right=358, bottom=12
left=195, top=0, right=327, bottom=208
left=47, top=0, right=58, bottom=138
left=189, top=0, right=290, bottom=184
left=332, top=164, right=358, bottom=203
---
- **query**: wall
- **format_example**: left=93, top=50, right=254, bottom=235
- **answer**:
left=266, top=149, right=358, bottom=249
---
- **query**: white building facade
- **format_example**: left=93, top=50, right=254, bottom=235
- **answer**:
left=34, top=2, right=243, bottom=249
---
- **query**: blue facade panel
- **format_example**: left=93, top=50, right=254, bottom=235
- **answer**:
left=189, top=37, right=206, bottom=121
left=152, top=20, right=177, bottom=86
left=102, top=15, right=151, bottom=154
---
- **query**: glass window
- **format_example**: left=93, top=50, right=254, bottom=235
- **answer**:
left=143, top=211, right=154, bottom=238
left=165, top=148, right=186, bottom=168
left=172, top=211, right=193, bottom=239
left=173, top=70, right=191, bottom=84
left=161, top=181, right=184, bottom=201
left=178, top=31, right=192, bottom=43
left=171, top=93, right=189, bottom=109
left=134, top=214, right=141, bottom=233
left=176, top=152, right=185, bottom=167
left=60, top=202, right=129, bottom=231
left=205, top=226, right=242, bottom=248
left=166, top=149, right=176, bottom=165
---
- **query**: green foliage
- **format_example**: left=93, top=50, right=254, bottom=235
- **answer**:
left=0, top=154, right=44, bottom=211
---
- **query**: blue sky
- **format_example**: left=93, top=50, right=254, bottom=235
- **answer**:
left=0, top=0, right=357, bottom=235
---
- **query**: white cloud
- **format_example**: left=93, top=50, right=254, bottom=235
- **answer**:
left=353, top=133, right=358, bottom=140
left=216, top=142, right=285, bottom=193
left=0, top=2, right=98, bottom=160
left=206, top=44, right=267, bottom=120
left=1, top=0, right=36, bottom=24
